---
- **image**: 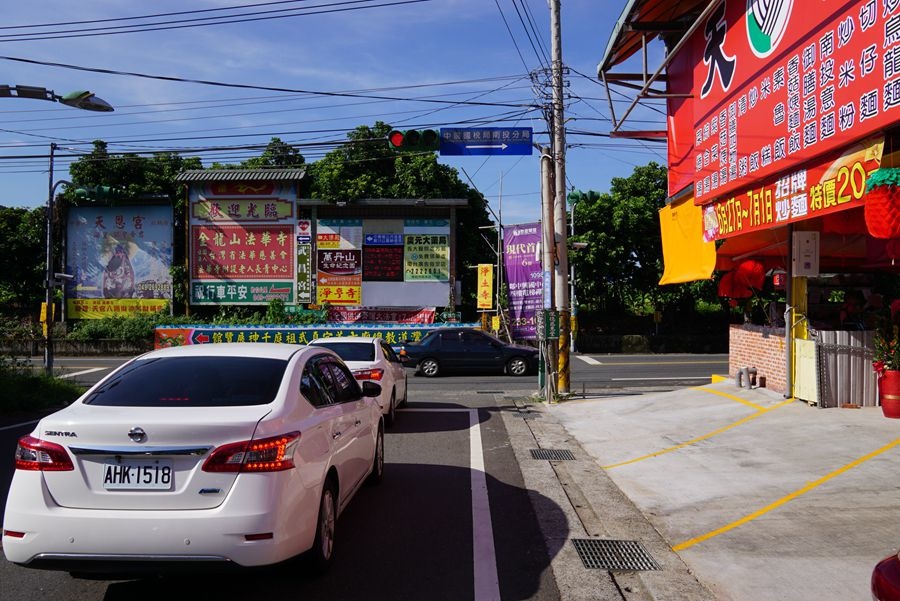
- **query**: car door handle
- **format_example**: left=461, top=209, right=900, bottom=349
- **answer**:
left=332, top=431, right=342, bottom=440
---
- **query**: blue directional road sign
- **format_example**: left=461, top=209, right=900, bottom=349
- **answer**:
left=440, top=127, right=533, bottom=156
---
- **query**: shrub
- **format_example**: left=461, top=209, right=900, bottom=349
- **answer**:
left=0, top=355, right=84, bottom=415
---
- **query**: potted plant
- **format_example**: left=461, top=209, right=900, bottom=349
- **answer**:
left=874, top=330, right=900, bottom=418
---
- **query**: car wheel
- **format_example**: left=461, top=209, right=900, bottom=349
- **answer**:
left=367, top=424, right=384, bottom=485
left=507, top=356, right=529, bottom=376
left=310, top=478, right=337, bottom=574
left=420, top=358, right=440, bottom=377
left=386, top=391, right=396, bottom=427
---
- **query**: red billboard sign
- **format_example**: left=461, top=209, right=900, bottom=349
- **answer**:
left=704, top=135, right=883, bottom=240
left=687, top=0, right=900, bottom=204
left=191, top=224, right=294, bottom=280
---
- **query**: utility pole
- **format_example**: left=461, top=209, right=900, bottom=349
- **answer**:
left=550, top=0, right=570, bottom=394
left=540, top=147, right=557, bottom=403
left=43, top=143, right=57, bottom=375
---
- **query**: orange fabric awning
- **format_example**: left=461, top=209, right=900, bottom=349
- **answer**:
left=658, top=196, right=716, bottom=285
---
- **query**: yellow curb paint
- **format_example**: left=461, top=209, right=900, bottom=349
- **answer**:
left=693, top=386, right=765, bottom=411
left=710, top=374, right=727, bottom=383
left=601, top=397, right=795, bottom=470
left=672, top=436, right=900, bottom=551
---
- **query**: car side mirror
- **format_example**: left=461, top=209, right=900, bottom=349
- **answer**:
left=362, top=381, right=382, bottom=398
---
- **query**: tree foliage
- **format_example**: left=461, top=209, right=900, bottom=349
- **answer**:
left=211, top=137, right=305, bottom=170
left=570, top=161, right=717, bottom=316
left=0, top=206, right=45, bottom=315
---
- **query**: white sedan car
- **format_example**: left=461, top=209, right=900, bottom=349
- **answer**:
left=2, top=343, right=384, bottom=575
left=309, top=337, right=408, bottom=426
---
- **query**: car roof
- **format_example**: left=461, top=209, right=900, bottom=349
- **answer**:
left=139, top=342, right=311, bottom=361
left=309, top=337, right=381, bottom=344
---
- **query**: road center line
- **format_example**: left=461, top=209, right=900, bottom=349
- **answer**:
left=57, top=367, right=107, bottom=379
left=673, top=436, right=900, bottom=551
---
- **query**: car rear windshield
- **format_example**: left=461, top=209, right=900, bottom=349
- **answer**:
left=313, top=342, right=375, bottom=362
left=83, top=356, right=288, bottom=407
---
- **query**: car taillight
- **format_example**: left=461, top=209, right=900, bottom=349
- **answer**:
left=202, top=432, right=300, bottom=473
left=14, top=435, right=74, bottom=471
left=352, top=368, right=384, bottom=381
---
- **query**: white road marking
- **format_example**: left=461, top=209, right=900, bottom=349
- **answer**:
left=0, top=420, right=38, bottom=432
left=396, top=407, right=501, bottom=601
left=611, top=376, right=709, bottom=381
left=57, top=367, right=107, bottom=379
left=469, top=408, right=501, bottom=601
left=577, top=356, right=602, bottom=365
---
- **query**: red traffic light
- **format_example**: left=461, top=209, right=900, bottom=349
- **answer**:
left=386, top=128, right=440, bottom=152
left=388, top=130, right=405, bottom=148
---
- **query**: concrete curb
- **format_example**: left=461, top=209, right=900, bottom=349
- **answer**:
left=501, top=396, right=717, bottom=601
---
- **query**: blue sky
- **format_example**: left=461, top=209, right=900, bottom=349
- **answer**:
left=0, top=0, right=667, bottom=226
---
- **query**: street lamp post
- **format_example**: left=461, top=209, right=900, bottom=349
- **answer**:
left=3, top=85, right=115, bottom=374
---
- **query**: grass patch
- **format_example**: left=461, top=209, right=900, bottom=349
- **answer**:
left=0, top=368, right=84, bottom=416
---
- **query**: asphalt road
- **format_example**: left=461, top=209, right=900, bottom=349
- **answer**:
left=25, top=352, right=730, bottom=392
left=1, top=352, right=727, bottom=600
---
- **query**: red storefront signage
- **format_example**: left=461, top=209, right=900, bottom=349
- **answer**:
left=191, top=224, right=294, bottom=280
left=687, top=0, right=900, bottom=204
left=704, top=135, right=883, bottom=240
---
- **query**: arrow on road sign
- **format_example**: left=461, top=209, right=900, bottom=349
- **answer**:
left=467, top=144, right=508, bottom=150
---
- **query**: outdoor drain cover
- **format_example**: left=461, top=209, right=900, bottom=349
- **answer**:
left=530, top=448, right=576, bottom=461
left=571, top=539, right=660, bottom=571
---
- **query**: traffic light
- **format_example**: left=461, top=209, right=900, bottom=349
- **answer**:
left=567, top=189, right=601, bottom=205
left=387, top=129, right=440, bottom=152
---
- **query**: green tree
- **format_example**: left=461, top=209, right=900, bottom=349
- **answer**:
left=309, top=122, right=493, bottom=315
left=0, top=206, right=45, bottom=316
left=212, top=137, right=306, bottom=170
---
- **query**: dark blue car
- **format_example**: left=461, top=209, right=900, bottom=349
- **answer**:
left=399, top=327, right=538, bottom=377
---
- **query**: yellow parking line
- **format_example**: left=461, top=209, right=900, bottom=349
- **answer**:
left=693, top=386, right=765, bottom=411
left=673, top=436, right=900, bottom=551
left=601, top=397, right=795, bottom=469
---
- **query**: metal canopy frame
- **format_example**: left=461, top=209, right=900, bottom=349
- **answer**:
left=597, top=0, right=723, bottom=137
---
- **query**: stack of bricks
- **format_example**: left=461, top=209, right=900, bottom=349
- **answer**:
left=727, top=325, right=786, bottom=394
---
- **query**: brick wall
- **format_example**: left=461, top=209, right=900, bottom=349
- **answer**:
left=728, top=325, right=787, bottom=394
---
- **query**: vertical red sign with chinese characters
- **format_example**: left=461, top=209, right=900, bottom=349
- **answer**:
left=685, top=0, right=898, bottom=204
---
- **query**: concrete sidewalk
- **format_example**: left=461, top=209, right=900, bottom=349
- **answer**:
left=529, top=381, right=900, bottom=601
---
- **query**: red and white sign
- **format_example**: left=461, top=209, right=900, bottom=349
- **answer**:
left=683, top=0, right=900, bottom=204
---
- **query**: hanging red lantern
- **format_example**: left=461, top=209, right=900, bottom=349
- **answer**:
left=865, top=168, right=900, bottom=239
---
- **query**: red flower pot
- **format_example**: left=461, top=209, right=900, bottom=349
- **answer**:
left=879, top=370, right=900, bottom=418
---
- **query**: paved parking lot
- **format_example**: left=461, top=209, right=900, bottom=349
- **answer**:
left=549, top=381, right=900, bottom=601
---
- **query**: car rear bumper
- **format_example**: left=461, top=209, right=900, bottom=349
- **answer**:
left=2, top=470, right=320, bottom=569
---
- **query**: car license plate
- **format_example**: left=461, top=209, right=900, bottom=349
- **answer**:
left=103, top=459, right=174, bottom=490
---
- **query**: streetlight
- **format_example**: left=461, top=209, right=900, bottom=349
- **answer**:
left=0, top=85, right=114, bottom=112
left=2, top=86, right=116, bottom=374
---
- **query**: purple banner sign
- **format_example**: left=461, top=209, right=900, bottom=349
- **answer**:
left=503, top=223, right=542, bottom=339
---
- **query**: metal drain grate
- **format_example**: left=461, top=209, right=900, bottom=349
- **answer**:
left=530, top=448, right=576, bottom=461
left=571, top=539, right=660, bottom=571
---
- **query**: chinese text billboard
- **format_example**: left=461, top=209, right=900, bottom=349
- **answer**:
left=503, top=223, right=542, bottom=339
left=687, top=0, right=900, bottom=203
left=188, top=183, right=296, bottom=305
left=66, top=205, right=173, bottom=318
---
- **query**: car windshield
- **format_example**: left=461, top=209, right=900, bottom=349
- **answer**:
left=313, top=342, right=375, bottom=362
left=83, top=356, right=288, bottom=407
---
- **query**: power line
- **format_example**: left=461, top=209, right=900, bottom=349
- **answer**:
left=0, top=0, right=433, bottom=43
left=0, top=55, right=541, bottom=109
